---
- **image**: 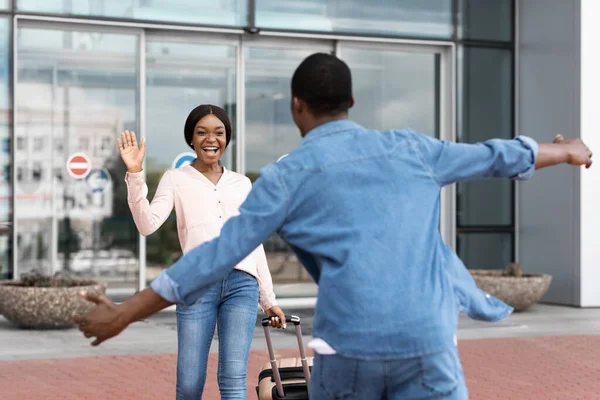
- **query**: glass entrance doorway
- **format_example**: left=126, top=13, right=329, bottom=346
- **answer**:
left=241, top=37, right=453, bottom=286
left=13, top=17, right=454, bottom=296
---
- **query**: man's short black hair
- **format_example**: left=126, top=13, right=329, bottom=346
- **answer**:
left=291, top=53, right=353, bottom=117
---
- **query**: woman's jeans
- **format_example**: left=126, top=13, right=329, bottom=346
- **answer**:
left=175, top=269, right=259, bottom=400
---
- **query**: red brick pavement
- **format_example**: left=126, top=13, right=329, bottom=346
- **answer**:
left=0, top=335, right=599, bottom=399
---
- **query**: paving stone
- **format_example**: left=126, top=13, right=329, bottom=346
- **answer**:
left=0, top=335, right=599, bottom=399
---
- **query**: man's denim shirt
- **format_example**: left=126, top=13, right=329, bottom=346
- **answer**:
left=151, top=120, right=538, bottom=360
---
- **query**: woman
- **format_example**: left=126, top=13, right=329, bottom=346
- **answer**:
left=117, top=104, right=285, bottom=399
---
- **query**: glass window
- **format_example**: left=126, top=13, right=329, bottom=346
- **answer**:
left=144, top=36, right=237, bottom=283
left=458, top=232, right=512, bottom=270
left=33, top=137, right=44, bottom=151
left=55, top=138, right=64, bottom=152
left=457, top=180, right=512, bottom=227
left=0, top=234, right=9, bottom=279
left=78, top=137, right=90, bottom=151
left=457, top=47, right=513, bottom=227
left=17, top=0, right=247, bottom=27
left=255, top=0, right=452, bottom=38
left=459, top=0, right=513, bottom=42
left=54, top=167, right=63, bottom=182
left=340, top=45, right=439, bottom=136
left=16, top=25, right=139, bottom=295
left=459, top=48, right=512, bottom=144
left=146, top=38, right=237, bottom=174
left=100, top=136, right=112, bottom=154
left=32, top=162, right=42, bottom=181
left=245, top=44, right=327, bottom=177
left=244, top=42, right=332, bottom=288
left=0, top=0, right=9, bottom=10
left=0, top=17, right=10, bottom=279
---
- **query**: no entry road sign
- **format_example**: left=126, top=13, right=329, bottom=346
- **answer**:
left=66, top=152, right=92, bottom=179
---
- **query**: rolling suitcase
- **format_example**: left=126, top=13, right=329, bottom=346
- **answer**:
left=256, top=315, right=313, bottom=399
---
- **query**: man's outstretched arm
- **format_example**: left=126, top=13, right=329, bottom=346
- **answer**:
left=75, top=165, right=289, bottom=345
left=74, top=288, right=173, bottom=346
left=414, top=132, right=592, bottom=186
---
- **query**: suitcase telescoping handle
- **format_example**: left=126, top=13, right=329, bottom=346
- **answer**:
left=261, top=314, right=311, bottom=398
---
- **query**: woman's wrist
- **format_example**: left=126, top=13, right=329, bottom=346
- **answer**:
left=127, top=166, right=143, bottom=173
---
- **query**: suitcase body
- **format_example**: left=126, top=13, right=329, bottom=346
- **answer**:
left=256, top=315, right=312, bottom=400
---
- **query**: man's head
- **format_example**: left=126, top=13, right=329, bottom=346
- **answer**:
left=291, top=53, right=355, bottom=136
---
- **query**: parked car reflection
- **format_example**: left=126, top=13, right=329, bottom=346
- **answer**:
left=57, top=248, right=137, bottom=276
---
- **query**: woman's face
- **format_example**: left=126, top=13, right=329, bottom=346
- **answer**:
left=191, top=114, right=227, bottom=166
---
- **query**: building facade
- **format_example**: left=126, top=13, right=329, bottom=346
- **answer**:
left=1, top=1, right=563, bottom=302
left=518, top=0, right=600, bottom=307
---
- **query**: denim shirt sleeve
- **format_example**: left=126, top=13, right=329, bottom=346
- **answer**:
left=149, top=270, right=180, bottom=303
left=410, top=129, right=539, bottom=187
left=149, top=165, right=289, bottom=306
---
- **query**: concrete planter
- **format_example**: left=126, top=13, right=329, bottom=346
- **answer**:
left=0, top=280, right=106, bottom=329
left=470, top=264, right=552, bottom=311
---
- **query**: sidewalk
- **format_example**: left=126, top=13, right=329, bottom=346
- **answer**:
left=1, top=304, right=600, bottom=399
left=2, top=335, right=599, bottom=399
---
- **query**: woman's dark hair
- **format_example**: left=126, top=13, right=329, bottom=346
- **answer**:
left=184, top=104, right=232, bottom=149
left=291, top=53, right=353, bottom=117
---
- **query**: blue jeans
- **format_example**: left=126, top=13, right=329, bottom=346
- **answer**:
left=309, top=345, right=468, bottom=400
left=175, top=269, right=259, bottom=400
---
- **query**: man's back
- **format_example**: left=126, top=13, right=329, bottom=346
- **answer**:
left=270, top=119, right=458, bottom=359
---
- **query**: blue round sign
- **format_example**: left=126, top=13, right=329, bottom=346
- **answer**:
left=86, top=168, right=111, bottom=193
left=172, top=152, right=197, bottom=169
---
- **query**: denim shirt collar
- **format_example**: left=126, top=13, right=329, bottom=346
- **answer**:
left=302, top=119, right=364, bottom=144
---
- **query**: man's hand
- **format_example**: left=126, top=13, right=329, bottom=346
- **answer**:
left=265, top=305, right=287, bottom=329
left=536, top=134, right=593, bottom=170
left=553, top=134, right=593, bottom=168
left=74, top=292, right=131, bottom=346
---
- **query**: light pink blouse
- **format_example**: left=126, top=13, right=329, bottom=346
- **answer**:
left=125, top=165, right=277, bottom=310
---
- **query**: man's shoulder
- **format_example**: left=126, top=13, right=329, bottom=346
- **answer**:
left=381, top=127, right=428, bottom=141
left=381, top=128, right=444, bottom=153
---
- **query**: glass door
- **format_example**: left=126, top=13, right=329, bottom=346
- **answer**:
left=338, top=41, right=455, bottom=248
left=242, top=37, right=335, bottom=176
left=241, top=38, right=335, bottom=287
left=14, top=20, right=142, bottom=297
left=142, top=31, right=239, bottom=286
left=242, top=38, right=454, bottom=290
left=12, top=19, right=454, bottom=296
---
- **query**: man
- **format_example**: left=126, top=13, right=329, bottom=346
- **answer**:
left=76, top=53, right=592, bottom=399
